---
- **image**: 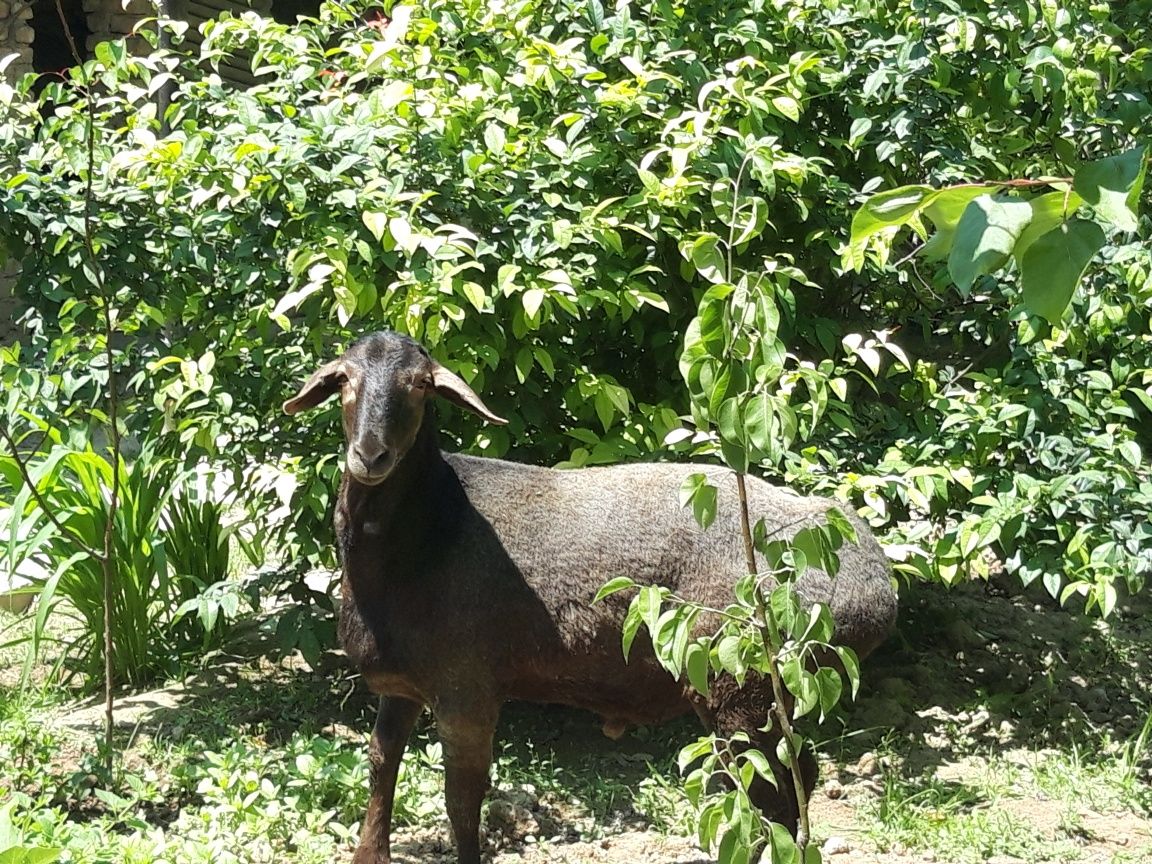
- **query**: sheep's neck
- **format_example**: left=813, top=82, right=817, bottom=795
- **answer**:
left=340, top=420, right=446, bottom=582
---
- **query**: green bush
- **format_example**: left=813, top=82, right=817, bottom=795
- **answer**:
left=0, top=0, right=1147, bottom=620
left=0, top=436, right=246, bottom=688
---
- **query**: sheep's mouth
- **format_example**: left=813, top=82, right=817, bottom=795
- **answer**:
left=349, top=471, right=389, bottom=486
left=345, top=450, right=398, bottom=486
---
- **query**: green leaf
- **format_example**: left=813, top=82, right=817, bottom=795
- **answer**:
left=716, top=633, right=742, bottom=677
left=733, top=197, right=769, bottom=246
left=361, top=210, right=388, bottom=242
left=1072, top=147, right=1147, bottom=233
left=948, top=195, right=1034, bottom=294
left=594, top=577, right=635, bottom=603
left=835, top=645, right=862, bottom=699
left=388, top=216, right=414, bottom=252
left=514, top=347, right=533, bottom=383
left=622, top=605, right=642, bottom=659
left=685, top=642, right=710, bottom=695
left=483, top=123, right=506, bottom=156
left=522, top=288, right=545, bottom=319
left=845, top=185, right=936, bottom=271
left=815, top=666, right=843, bottom=718
left=1013, top=189, right=1084, bottom=261
left=637, top=585, right=663, bottom=639
left=1118, top=440, right=1141, bottom=468
left=771, top=95, right=801, bottom=122
left=692, top=482, right=718, bottom=531
left=678, top=737, right=714, bottom=773
left=1020, top=218, right=1106, bottom=322
left=685, top=234, right=726, bottom=283
left=768, top=820, right=801, bottom=864
left=742, top=749, right=776, bottom=784
left=919, top=185, right=997, bottom=261
left=848, top=117, right=872, bottom=147
left=461, top=281, right=486, bottom=312
left=743, top=392, right=774, bottom=458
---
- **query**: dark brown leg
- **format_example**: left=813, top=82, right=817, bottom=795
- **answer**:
left=744, top=728, right=817, bottom=833
left=436, top=702, right=499, bottom=864
left=709, top=680, right=817, bottom=836
left=353, top=696, right=424, bottom=864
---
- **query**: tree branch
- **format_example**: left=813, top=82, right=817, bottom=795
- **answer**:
left=54, top=0, right=121, bottom=774
left=734, top=471, right=812, bottom=851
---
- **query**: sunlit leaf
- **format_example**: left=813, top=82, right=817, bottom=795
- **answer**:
left=1072, top=147, right=1147, bottom=233
left=947, top=195, right=1033, bottom=294
left=1020, top=218, right=1106, bottom=322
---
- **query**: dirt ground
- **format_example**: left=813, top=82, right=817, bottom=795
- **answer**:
left=36, top=577, right=1152, bottom=864
left=375, top=577, right=1152, bottom=864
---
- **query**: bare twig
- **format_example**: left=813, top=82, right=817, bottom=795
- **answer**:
left=943, top=177, right=1073, bottom=189
left=755, top=608, right=812, bottom=850
left=734, top=473, right=757, bottom=576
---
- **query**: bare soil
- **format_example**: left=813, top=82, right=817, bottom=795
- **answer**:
left=36, top=578, right=1152, bottom=864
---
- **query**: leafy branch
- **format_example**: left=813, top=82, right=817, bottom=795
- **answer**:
left=0, top=0, right=128, bottom=773
left=846, top=147, right=1148, bottom=323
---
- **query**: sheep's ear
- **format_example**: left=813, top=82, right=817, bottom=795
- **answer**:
left=431, top=363, right=508, bottom=425
left=283, top=361, right=345, bottom=415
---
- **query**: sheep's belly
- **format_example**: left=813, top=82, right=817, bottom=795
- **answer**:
left=362, top=669, right=427, bottom=703
left=504, top=662, right=693, bottom=731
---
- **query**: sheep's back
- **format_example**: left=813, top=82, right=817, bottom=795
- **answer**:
left=445, top=455, right=895, bottom=659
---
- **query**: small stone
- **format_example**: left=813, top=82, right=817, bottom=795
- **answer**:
left=961, top=708, right=991, bottom=734
left=923, top=851, right=936, bottom=861
left=486, top=799, right=538, bottom=841
left=822, top=836, right=850, bottom=855
left=823, top=778, right=844, bottom=799
left=855, top=752, right=880, bottom=777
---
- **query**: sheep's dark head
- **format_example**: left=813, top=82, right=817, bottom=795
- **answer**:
left=283, top=331, right=506, bottom=485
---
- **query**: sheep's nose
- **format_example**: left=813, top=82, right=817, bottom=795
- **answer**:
left=354, top=444, right=390, bottom=472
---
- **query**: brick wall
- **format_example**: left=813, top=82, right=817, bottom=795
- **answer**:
left=84, top=0, right=156, bottom=55
left=0, top=1, right=34, bottom=80
left=1, top=0, right=160, bottom=345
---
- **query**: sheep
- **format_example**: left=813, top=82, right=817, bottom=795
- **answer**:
left=282, top=330, right=898, bottom=864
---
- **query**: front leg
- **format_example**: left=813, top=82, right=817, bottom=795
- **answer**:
left=353, top=696, right=424, bottom=864
left=436, top=701, right=499, bottom=864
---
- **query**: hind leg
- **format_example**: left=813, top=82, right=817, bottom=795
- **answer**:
left=707, top=678, right=817, bottom=836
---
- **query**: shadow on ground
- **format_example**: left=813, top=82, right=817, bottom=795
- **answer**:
left=59, top=575, right=1152, bottom=789
left=828, top=577, right=1152, bottom=775
left=45, top=576, right=1152, bottom=863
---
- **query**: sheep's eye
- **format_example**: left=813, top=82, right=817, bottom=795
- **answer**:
left=334, top=374, right=349, bottom=387
left=413, top=377, right=433, bottom=391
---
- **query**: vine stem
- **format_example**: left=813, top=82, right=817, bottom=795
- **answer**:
left=734, top=471, right=812, bottom=851
left=54, top=0, right=120, bottom=776
left=949, top=177, right=1073, bottom=188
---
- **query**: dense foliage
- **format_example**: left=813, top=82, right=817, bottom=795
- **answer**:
left=0, top=0, right=1149, bottom=683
